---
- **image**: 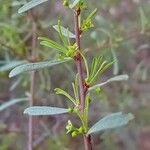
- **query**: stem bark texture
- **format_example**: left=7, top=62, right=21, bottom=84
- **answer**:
left=74, top=9, right=93, bottom=150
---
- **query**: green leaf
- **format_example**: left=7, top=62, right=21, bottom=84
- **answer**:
left=55, top=88, right=76, bottom=104
left=139, top=7, right=149, bottom=33
left=111, top=49, right=119, bottom=75
left=24, top=106, right=69, bottom=116
left=88, top=56, right=103, bottom=82
left=53, top=25, right=76, bottom=39
left=80, top=52, right=89, bottom=79
left=18, top=0, right=48, bottom=13
left=87, top=57, right=114, bottom=85
left=87, top=8, right=97, bottom=20
left=0, top=98, right=29, bottom=112
left=9, top=59, right=70, bottom=78
left=88, top=112, right=134, bottom=134
left=0, top=60, right=27, bottom=71
left=88, top=57, right=98, bottom=80
left=39, top=37, right=67, bottom=53
left=89, top=75, right=129, bottom=91
left=56, top=20, right=69, bottom=46
left=84, top=94, right=90, bottom=130
left=106, top=74, right=129, bottom=82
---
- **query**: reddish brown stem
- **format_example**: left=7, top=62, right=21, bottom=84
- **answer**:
left=28, top=14, right=37, bottom=150
left=74, top=9, right=93, bottom=150
left=84, top=135, right=93, bottom=150
left=74, top=9, right=85, bottom=113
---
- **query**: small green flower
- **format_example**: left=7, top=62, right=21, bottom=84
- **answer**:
left=78, top=126, right=85, bottom=134
left=67, top=43, right=78, bottom=58
left=81, top=19, right=94, bottom=31
left=66, top=120, right=74, bottom=134
left=71, top=131, right=78, bottom=137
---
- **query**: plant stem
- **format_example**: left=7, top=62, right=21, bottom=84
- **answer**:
left=28, top=13, right=37, bottom=150
left=74, top=9, right=93, bottom=150
left=84, top=135, right=92, bottom=150
left=74, top=9, right=85, bottom=112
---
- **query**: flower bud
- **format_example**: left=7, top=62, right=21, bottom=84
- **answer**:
left=78, top=127, right=84, bottom=134
left=71, top=131, right=78, bottom=137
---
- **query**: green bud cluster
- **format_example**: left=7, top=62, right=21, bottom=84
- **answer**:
left=66, top=120, right=85, bottom=137
left=81, top=19, right=94, bottom=32
left=66, top=43, right=78, bottom=57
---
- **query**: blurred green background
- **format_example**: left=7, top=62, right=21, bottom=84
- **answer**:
left=0, top=0, right=150, bottom=150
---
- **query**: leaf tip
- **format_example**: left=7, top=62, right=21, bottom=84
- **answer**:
left=9, top=71, right=13, bottom=78
left=124, top=74, right=129, bottom=80
left=38, top=37, right=42, bottom=40
left=23, top=108, right=29, bottom=115
left=127, top=113, right=134, bottom=121
left=18, top=9, right=22, bottom=14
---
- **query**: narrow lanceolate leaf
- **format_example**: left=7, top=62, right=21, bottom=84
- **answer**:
left=55, top=88, right=76, bottom=104
left=24, top=106, right=69, bottom=116
left=89, top=75, right=129, bottom=91
left=0, top=98, right=29, bottom=112
left=39, top=37, right=67, bottom=53
left=88, top=112, right=134, bottom=135
left=53, top=25, right=76, bottom=38
left=0, top=60, right=27, bottom=71
left=9, top=59, right=70, bottom=78
left=18, top=0, right=48, bottom=13
left=87, top=8, right=97, bottom=20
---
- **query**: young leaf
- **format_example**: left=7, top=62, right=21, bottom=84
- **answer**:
left=0, top=60, right=27, bottom=71
left=89, top=75, right=129, bottom=91
left=111, top=49, right=119, bottom=75
left=88, top=56, right=102, bottom=82
left=72, top=83, right=79, bottom=103
left=9, top=59, right=71, bottom=78
left=55, top=88, right=76, bottom=104
left=18, top=0, right=48, bottom=13
left=87, top=8, right=97, bottom=20
left=84, top=94, right=90, bottom=129
left=87, top=57, right=114, bottom=85
left=139, top=7, right=149, bottom=33
left=53, top=25, right=76, bottom=39
left=87, top=112, right=134, bottom=135
left=24, top=106, right=69, bottom=116
left=0, top=98, right=29, bottom=112
left=80, top=52, right=89, bottom=79
left=106, top=74, right=129, bottom=82
left=56, top=20, right=69, bottom=47
left=39, top=37, right=68, bottom=54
